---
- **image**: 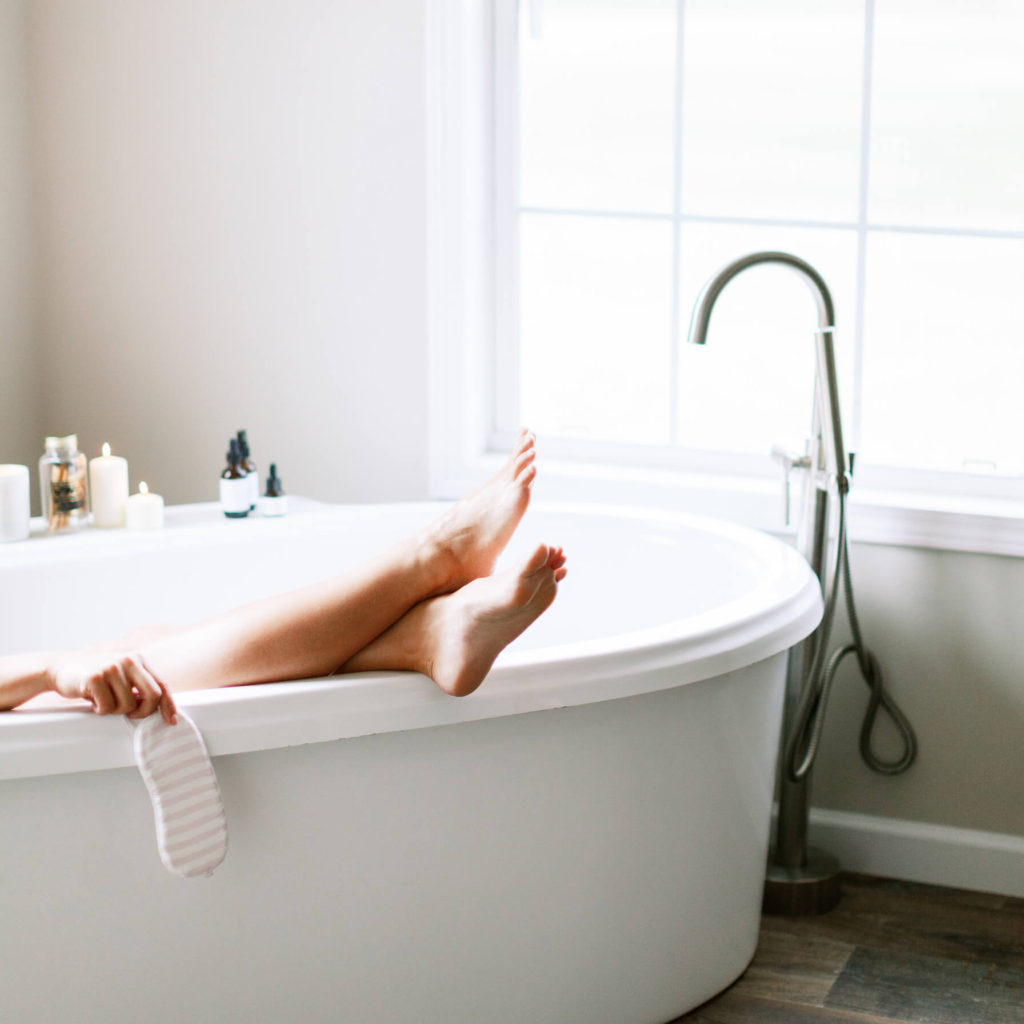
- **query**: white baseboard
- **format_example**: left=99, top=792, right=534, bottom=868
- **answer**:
left=807, top=807, right=1024, bottom=899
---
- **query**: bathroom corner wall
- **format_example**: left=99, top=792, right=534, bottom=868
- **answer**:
left=0, top=0, right=38, bottom=486
left=26, top=0, right=429, bottom=505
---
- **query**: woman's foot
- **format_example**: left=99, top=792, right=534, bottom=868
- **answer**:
left=340, top=542, right=567, bottom=697
left=424, top=429, right=537, bottom=592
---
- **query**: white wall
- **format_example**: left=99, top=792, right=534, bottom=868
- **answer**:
left=0, top=0, right=37, bottom=486
left=27, top=0, right=429, bottom=505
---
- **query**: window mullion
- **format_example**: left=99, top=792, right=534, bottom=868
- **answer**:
left=493, top=0, right=520, bottom=437
left=669, top=0, right=688, bottom=445
left=851, top=0, right=877, bottom=464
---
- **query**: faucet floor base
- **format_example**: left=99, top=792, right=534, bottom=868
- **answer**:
left=763, top=846, right=842, bottom=917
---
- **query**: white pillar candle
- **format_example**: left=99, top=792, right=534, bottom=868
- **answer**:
left=88, top=442, right=130, bottom=528
left=126, top=481, right=164, bottom=530
left=0, top=464, right=31, bottom=543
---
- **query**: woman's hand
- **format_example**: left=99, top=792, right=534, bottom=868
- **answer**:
left=49, top=651, right=177, bottom=725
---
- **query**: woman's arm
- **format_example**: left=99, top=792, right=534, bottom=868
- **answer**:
left=0, top=652, right=52, bottom=711
left=0, top=650, right=177, bottom=724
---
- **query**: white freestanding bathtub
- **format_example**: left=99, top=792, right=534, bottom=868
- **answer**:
left=0, top=499, right=821, bottom=1024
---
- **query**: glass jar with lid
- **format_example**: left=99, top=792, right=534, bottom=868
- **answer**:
left=39, top=434, right=89, bottom=532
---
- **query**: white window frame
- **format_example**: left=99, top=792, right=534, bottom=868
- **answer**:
left=426, top=0, right=1024, bottom=558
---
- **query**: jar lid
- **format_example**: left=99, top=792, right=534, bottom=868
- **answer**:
left=44, top=434, right=78, bottom=451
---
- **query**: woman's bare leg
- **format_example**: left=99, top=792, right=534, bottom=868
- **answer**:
left=338, top=544, right=567, bottom=697
left=140, top=432, right=540, bottom=693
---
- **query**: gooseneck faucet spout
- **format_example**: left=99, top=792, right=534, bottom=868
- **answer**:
left=687, top=251, right=849, bottom=496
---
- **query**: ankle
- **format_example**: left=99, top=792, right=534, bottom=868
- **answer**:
left=415, top=523, right=465, bottom=596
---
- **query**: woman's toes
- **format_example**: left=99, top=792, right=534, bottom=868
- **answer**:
left=512, top=432, right=535, bottom=463
left=514, top=446, right=535, bottom=474
left=522, top=543, right=552, bottom=576
left=514, top=429, right=534, bottom=453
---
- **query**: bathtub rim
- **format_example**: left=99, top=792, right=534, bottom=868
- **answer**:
left=0, top=500, right=822, bottom=781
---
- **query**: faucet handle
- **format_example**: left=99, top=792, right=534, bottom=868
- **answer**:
left=771, top=444, right=812, bottom=526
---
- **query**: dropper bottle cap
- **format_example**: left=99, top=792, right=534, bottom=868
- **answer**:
left=261, top=462, right=288, bottom=516
left=236, top=430, right=250, bottom=459
left=227, top=438, right=241, bottom=464
left=265, top=463, right=284, bottom=497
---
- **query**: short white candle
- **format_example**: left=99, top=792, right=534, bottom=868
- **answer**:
left=88, top=442, right=130, bottom=528
left=0, top=464, right=31, bottom=543
left=125, top=481, right=164, bottom=530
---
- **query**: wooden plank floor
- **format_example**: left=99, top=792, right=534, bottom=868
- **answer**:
left=675, top=873, right=1024, bottom=1023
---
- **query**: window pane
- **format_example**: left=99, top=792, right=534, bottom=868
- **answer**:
left=519, top=0, right=676, bottom=213
left=860, top=232, right=1024, bottom=473
left=519, top=214, right=673, bottom=443
left=870, top=1, right=1024, bottom=231
left=677, top=224, right=859, bottom=456
left=680, top=0, right=865, bottom=222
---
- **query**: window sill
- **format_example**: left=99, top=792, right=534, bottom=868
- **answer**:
left=431, top=450, right=1024, bottom=560
left=844, top=488, right=1024, bottom=558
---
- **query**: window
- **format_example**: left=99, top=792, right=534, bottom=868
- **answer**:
left=510, top=0, right=1024, bottom=467
left=428, top=1, right=1024, bottom=553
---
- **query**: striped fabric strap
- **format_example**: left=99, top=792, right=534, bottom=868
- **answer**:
left=133, top=710, right=228, bottom=878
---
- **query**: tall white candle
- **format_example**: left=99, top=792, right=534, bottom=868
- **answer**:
left=0, top=464, right=31, bottom=543
left=126, top=481, right=164, bottom=530
left=88, top=442, right=130, bottom=528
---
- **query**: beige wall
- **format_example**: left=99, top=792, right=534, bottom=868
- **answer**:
left=26, top=0, right=428, bottom=505
left=0, top=0, right=37, bottom=489
left=814, top=539, right=1024, bottom=838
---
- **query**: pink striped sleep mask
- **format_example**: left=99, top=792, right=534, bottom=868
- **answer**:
left=133, top=711, right=228, bottom=878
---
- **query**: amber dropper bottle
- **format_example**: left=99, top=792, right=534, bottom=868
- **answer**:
left=220, top=439, right=250, bottom=518
left=236, top=429, right=258, bottom=511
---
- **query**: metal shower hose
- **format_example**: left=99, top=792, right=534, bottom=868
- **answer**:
left=786, top=485, right=918, bottom=782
